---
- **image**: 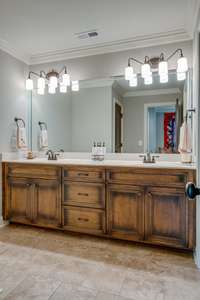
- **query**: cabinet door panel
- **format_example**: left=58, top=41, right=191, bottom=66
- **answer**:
left=34, top=180, right=61, bottom=228
left=8, top=178, right=33, bottom=224
left=107, top=184, right=144, bottom=241
left=145, top=187, right=187, bottom=248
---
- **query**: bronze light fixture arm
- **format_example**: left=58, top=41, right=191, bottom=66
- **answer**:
left=166, top=48, right=184, bottom=61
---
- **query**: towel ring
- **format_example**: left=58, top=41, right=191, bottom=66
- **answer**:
left=38, top=121, right=47, bottom=130
left=14, top=117, right=25, bottom=128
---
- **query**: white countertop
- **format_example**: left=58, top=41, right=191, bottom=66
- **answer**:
left=1, top=157, right=196, bottom=170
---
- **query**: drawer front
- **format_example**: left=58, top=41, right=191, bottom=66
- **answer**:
left=7, top=164, right=61, bottom=180
left=62, top=206, right=105, bottom=234
left=63, top=182, right=105, bottom=209
left=63, top=167, right=105, bottom=183
left=106, top=169, right=187, bottom=187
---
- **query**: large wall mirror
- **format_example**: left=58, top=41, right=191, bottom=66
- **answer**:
left=30, top=69, right=193, bottom=154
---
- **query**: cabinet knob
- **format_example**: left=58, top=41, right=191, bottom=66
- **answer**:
left=186, top=182, right=200, bottom=199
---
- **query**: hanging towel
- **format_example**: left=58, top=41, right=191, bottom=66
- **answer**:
left=178, top=121, right=192, bottom=153
left=17, top=127, right=27, bottom=149
left=39, top=129, right=48, bottom=150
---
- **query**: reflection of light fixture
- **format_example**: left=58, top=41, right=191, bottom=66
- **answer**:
left=125, top=48, right=188, bottom=87
left=26, top=66, right=79, bottom=95
left=129, top=75, right=138, bottom=87
left=72, top=80, right=79, bottom=91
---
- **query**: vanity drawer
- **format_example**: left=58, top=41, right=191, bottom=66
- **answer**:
left=63, top=182, right=105, bottom=209
left=63, top=167, right=105, bottom=183
left=7, top=163, right=61, bottom=180
left=106, top=168, right=187, bottom=187
left=62, top=206, right=105, bottom=234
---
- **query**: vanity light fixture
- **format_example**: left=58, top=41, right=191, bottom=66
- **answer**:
left=125, top=48, right=188, bottom=87
left=25, top=66, right=79, bottom=94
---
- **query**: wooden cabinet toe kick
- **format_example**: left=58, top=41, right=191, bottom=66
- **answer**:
left=2, top=163, right=196, bottom=250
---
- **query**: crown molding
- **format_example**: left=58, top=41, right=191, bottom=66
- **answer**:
left=80, top=78, right=114, bottom=88
left=0, top=38, right=30, bottom=64
left=186, top=0, right=200, bottom=37
left=30, top=29, right=191, bottom=65
left=124, top=88, right=181, bottom=98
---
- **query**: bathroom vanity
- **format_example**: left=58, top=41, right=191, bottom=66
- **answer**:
left=2, top=159, right=196, bottom=250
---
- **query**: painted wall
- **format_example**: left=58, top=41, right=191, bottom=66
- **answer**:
left=30, top=41, right=193, bottom=81
left=32, top=92, right=72, bottom=151
left=122, top=94, right=179, bottom=153
left=0, top=49, right=28, bottom=224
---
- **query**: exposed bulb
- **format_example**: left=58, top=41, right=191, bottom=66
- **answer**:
left=177, top=56, right=188, bottom=73
left=129, top=76, right=138, bottom=87
left=48, top=85, right=56, bottom=94
left=26, top=78, right=33, bottom=90
left=125, top=66, right=134, bottom=80
left=158, top=61, right=168, bottom=76
left=37, top=77, right=45, bottom=90
left=160, top=73, right=168, bottom=83
left=177, top=72, right=186, bottom=81
left=62, top=73, right=70, bottom=86
left=60, top=85, right=67, bottom=93
left=144, top=75, right=153, bottom=85
left=37, top=88, right=45, bottom=95
left=72, top=80, right=79, bottom=91
left=49, top=76, right=58, bottom=88
left=141, top=63, right=151, bottom=78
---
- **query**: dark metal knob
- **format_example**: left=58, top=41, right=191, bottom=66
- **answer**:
left=186, top=182, right=200, bottom=199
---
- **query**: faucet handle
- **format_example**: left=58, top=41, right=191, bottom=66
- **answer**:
left=152, top=155, right=160, bottom=163
left=139, top=154, right=146, bottom=162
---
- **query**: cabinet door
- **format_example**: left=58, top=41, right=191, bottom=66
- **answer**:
left=107, top=184, right=144, bottom=241
left=33, top=179, right=61, bottom=228
left=8, top=178, right=34, bottom=224
left=145, top=187, right=187, bottom=248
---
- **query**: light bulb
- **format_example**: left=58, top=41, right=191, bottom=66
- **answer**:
left=160, top=74, right=168, bottom=83
left=37, top=77, right=45, bottom=90
left=177, top=56, right=188, bottom=73
left=129, top=76, right=138, bottom=87
left=60, top=85, right=67, bottom=93
left=177, top=72, right=186, bottom=81
left=158, top=61, right=168, bottom=76
left=49, top=76, right=58, bottom=88
left=37, top=88, right=45, bottom=95
left=144, top=75, right=153, bottom=85
left=141, top=63, right=151, bottom=78
left=48, top=85, right=56, bottom=94
left=62, top=73, right=70, bottom=86
left=26, top=78, right=33, bottom=90
left=72, top=80, right=79, bottom=91
left=125, top=66, right=134, bottom=80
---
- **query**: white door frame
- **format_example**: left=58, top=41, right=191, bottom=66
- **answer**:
left=144, top=101, right=176, bottom=153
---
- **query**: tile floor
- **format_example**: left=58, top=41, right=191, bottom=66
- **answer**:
left=0, top=224, right=199, bottom=299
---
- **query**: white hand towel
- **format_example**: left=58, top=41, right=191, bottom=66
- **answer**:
left=17, top=127, right=27, bottom=149
left=39, top=129, right=48, bottom=150
left=178, top=122, right=192, bottom=153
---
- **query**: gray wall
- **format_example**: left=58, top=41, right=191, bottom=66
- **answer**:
left=0, top=49, right=28, bottom=223
left=30, top=41, right=193, bottom=81
left=122, top=93, right=179, bottom=153
left=71, top=86, right=113, bottom=152
left=32, top=92, right=72, bottom=151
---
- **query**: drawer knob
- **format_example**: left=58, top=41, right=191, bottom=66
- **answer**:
left=78, top=173, right=89, bottom=177
left=78, top=217, right=89, bottom=222
left=78, top=192, right=89, bottom=197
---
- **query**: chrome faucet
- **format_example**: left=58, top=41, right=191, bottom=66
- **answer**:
left=139, top=152, right=159, bottom=163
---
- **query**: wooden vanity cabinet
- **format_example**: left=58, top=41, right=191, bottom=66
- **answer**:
left=4, top=164, right=62, bottom=229
left=106, top=167, right=196, bottom=250
left=107, top=184, right=144, bottom=241
left=62, top=166, right=106, bottom=235
left=2, top=163, right=196, bottom=250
